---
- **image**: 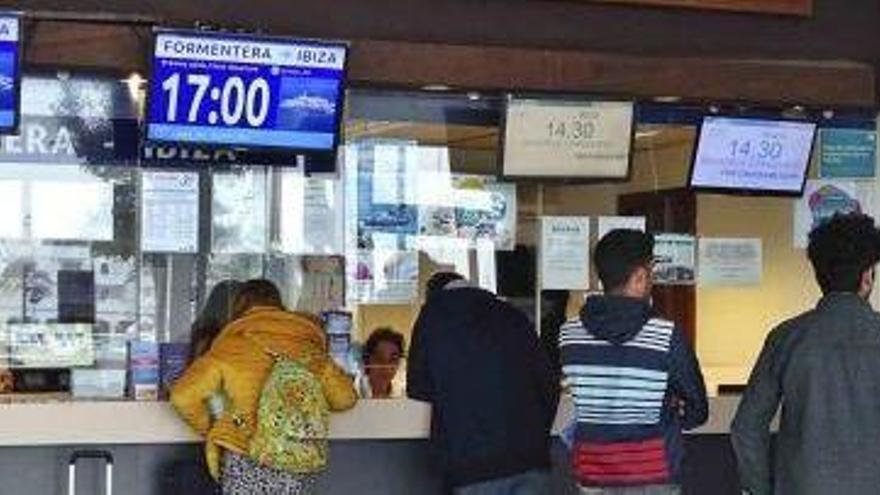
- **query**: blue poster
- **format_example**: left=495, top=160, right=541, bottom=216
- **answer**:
left=819, top=128, right=877, bottom=178
left=147, top=30, right=347, bottom=154
left=0, top=14, right=20, bottom=132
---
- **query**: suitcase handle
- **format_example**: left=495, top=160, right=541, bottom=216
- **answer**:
left=68, top=449, right=113, bottom=495
left=69, top=450, right=114, bottom=465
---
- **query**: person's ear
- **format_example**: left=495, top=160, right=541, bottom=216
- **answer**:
left=860, top=268, right=875, bottom=299
left=626, top=266, right=650, bottom=298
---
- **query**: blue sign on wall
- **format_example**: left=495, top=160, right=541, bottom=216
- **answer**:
left=819, top=128, right=877, bottom=178
left=146, top=30, right=347, bottom=156
left=0, top=14, right=21, bottom=133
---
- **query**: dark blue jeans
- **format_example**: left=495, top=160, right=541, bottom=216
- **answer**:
left=454, top=470, right=551, bottom=495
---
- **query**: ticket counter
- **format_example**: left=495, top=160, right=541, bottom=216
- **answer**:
left=0, top=397, right=745, bottom=494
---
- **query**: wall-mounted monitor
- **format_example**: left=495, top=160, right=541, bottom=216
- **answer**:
left=689, top=116, right=817, bottom=196
left=502, top=96, right=634, bottom=179
left=146, top=29, right=348, bottom=160
left=0, top=13, right=21, bottom=135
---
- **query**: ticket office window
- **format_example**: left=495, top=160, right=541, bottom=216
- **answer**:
left=0, top=73, right=347, bottom=398
left=341, top=90, right=541, bottom=376
left=3, top=73, right=868, bottom=400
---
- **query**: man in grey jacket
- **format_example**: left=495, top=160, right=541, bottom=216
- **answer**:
left=732, top=213, right=880, bottom=495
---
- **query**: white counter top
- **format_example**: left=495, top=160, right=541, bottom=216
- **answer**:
left=0, top=396, right=743, bottom=447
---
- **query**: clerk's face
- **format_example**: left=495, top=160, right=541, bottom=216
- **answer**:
left=367, top=341, right=402, bottom=382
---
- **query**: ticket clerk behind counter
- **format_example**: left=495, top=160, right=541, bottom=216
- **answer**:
left=357, top=327, right=407, bottom=399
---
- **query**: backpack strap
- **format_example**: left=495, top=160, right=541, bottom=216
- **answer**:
left=229, top=333, right=286, bottom=433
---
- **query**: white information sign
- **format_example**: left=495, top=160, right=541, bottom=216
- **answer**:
left=141, top=171, right=199, bottom=253
left=698, top=238, right=763, bottom=286
left=503, top=98, right=634, bottom=178
left=541, top=216, right=591, bottom=290
left=597, top=216, right=647, bottom=241
left=691, top=117, right=816, bottom=194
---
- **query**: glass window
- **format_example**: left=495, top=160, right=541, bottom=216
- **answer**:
left=0, top=72, right=873, bottom=402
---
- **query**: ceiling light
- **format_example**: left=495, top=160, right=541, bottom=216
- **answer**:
left=421, top=84, right=452, bottom=92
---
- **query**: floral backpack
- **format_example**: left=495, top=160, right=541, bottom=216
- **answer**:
left=243, top=336, right=330, bottom=474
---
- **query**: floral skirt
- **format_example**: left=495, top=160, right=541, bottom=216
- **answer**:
left=222, top=452, right=319, bottom=495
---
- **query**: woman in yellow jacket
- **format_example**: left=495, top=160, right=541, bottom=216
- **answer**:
left=172, top=279, right=357, bottom=494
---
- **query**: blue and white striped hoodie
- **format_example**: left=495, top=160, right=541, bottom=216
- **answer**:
left=559, top=295, right=708, bottom=488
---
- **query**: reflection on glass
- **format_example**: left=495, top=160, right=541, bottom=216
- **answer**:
left=3, top=323, right=95, bottom=368
left=280, top=169, right=343, bottom=255
left=348, top=249, right=419, bottom=304
left=0, top=180, right=22, bottom=239
left=31, top=181, right=114, bottom=241
left=212, top=168, right=268, bottom=254
left=206, top=253, right=264, bottom=295
left=411, top=236, right=470, bottom=278
left=476, top=239, right=497, bottom=293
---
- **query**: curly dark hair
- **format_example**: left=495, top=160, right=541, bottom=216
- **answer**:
left=808, top=213, right=880, bottom=295
left=363, top=327, right=406, bottom=363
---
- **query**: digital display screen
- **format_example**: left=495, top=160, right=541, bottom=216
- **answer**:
left=0, top=14, right=20, bottom=133
left=690, top=117, right=817, bottom=195
left=146, top=30, right=347, bottom=154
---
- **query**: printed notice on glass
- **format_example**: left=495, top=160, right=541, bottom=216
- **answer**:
left=541, top=216, right=590, bottom=290
left=597, top=216, right=646, bottom=241
left=141, top=171, right=199, bottom=253
left=654, top=234, right=696, bottom=285
left=698, top=238, right=762, bottom=287
left=503, top=98, right=634, bottom=178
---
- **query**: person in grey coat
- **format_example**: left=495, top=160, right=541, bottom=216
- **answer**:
left=732, top=213, right=880, bottom=495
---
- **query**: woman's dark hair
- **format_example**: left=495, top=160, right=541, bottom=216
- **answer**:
left=426, top=272, right=464, bottom=300
left=234, top=279, right=284, bottom=316
left=362, top=327, right=406, bottom=363
left=189, top=280, right=242, bottom=363
left=594, top=229, right=655, bottom=292
left=808, top=213, right=880, bottom=294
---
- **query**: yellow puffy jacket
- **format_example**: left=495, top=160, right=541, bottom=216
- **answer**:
left=171, top=306, right=357, bottom=479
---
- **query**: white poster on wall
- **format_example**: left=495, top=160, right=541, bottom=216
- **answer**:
left=541, top=216, right=590, bottom=290
left=698, top=238, right=763, bottom=286
left=141, top=171, right=199, bottom=253
left=597, top=216, right=646, bottom=241
left=793, top=179, right=876, bottom=249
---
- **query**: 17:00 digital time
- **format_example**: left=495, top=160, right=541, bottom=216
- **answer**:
left=161, top=73, right=271, bottom=127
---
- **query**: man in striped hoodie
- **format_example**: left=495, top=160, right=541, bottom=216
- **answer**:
left=560, top=229, right=708, bottom=494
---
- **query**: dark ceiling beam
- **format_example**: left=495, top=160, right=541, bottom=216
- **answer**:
left=19, top=22, right=875, bottom=107
left=3, top=0, right=877, bottom=64
left=350, top=41, right=874, bottom=107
